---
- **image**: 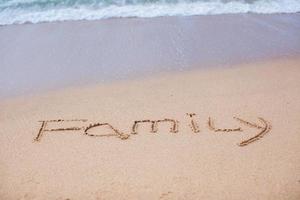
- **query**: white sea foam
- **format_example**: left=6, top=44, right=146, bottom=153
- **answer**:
left=0, top=0, right=300, bottom=25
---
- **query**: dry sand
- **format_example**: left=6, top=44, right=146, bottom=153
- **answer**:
left=1, top=57, right=300, bottom=199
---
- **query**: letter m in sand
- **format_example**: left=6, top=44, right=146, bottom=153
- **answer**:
left=131, top=119, right=178, bottom=135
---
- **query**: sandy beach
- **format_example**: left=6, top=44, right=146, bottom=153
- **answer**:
left=1, top=14, right=300, bottom=199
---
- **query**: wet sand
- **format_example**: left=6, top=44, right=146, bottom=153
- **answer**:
left=1, top=14, right=300, bottom=199
left=1, top=13, right=300, bottom=98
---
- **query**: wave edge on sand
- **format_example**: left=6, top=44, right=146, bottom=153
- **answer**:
left=1, top=0, right=300, bottom=25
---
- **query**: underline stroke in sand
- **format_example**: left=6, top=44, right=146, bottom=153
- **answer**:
left=34, top=113, right=271, bottom=147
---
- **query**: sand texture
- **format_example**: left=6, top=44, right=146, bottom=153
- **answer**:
left=1, top=58, right=300, bottom=199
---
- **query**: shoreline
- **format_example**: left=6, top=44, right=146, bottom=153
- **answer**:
left=1, top=13, right=300, bottom=99
left=1, top=12, right=300, bottom=27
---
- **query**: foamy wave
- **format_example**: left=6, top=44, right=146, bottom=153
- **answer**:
left=0, top=0, right=300, bottom=25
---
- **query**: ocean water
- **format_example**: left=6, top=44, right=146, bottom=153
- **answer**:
left=0, top=0, right=300, bottom=25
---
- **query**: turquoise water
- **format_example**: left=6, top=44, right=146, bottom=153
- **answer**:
left=0, top=0, right=300, bottom=25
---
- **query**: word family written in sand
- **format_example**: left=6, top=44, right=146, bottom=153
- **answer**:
left=35, top=113, right=271, bottom=147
